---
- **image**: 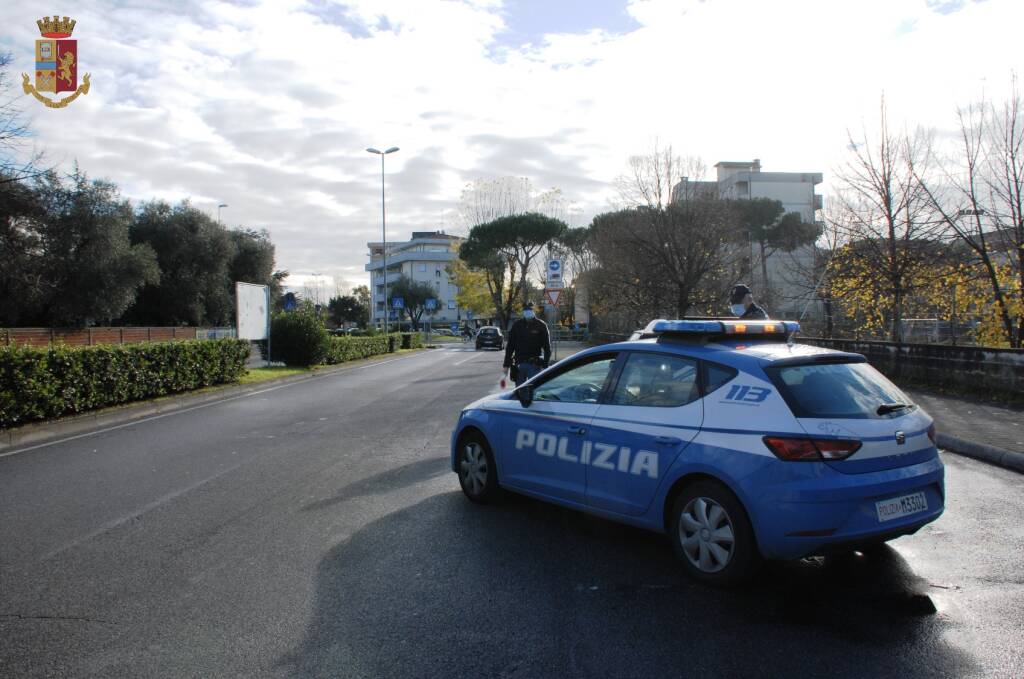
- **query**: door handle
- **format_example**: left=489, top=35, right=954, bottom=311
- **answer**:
left=567, top=426, right=587, bottom=435
left=654, top=436, right=681, bottom=446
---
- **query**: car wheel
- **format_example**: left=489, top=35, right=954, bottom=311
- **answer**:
left=669, top=480, right=760, bottom=585
left=457, top=431, right=501, bottom=503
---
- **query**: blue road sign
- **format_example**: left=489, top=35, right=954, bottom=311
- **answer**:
left=392, top=297, right=405, bottom=309
left=451, top=324, right=459, bottom=333
left=466, top=310, right=474, bottom=319
left=425, top=298, right=437, bottom=310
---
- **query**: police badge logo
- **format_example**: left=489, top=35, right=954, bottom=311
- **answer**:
left=21, top=16, right=91, bottom=108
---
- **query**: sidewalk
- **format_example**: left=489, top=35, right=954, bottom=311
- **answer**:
left=905, top=387, right=1024, bottom=474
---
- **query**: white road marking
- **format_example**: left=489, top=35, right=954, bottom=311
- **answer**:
left=38, top=459, right=247, bottom=561
left=0, top=351, right=434, bottom=460
left=454, top=353, right=483, bottom=365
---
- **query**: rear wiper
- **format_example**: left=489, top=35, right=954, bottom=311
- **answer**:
left=877, top=402, right=911, bottom=415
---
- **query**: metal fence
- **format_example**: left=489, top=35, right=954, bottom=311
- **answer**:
left=1, top=327, right=237, bottom=348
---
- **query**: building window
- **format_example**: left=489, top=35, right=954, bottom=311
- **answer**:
left=448, top=300, right=457, bottom=310
left=435, top=281, right=441, bottom=290
left=435, top=268, right=441, bottom=277
left=419, top=263, right=426, bottom=272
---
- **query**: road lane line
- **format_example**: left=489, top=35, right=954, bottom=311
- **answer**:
left=453, top=353, right=483, bottom=365
left=37, top=459, right=248, bottom=561
left=0, top=351, right=436, bottom=459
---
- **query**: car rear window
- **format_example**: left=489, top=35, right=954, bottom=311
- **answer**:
left=480, top=329, right=497, bottom=336
left=765, top=361, right=915, bottom=419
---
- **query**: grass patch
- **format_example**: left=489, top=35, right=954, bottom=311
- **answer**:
left=239, top=366, right=311, bottom=384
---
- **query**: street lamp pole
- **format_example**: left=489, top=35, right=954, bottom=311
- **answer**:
left=218, top=203, right=228, bottom=224
left=367, top=146, right=400, bottom=334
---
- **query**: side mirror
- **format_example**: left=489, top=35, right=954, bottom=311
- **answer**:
left=515, top=384, right=534, bottom=407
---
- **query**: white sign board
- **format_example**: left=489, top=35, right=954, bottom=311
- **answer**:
left=546, top=259, right=563, bottom=284
left=236, top=282, right=269, bottom=340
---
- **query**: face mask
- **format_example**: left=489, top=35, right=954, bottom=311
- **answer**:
left=731, top=304, right=746, bottom=316
left=523, top=310, right=535, bottom=320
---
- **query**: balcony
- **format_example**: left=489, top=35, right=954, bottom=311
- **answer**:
left=365, top=250, right=455, bottom=271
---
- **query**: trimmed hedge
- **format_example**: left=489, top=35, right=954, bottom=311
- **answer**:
left=0, top=339, right=250, bottom=429
left=322, top=333, right=423, bottom=365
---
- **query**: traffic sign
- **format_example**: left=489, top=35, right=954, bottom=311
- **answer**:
left=544, top=288, right=562, bottom=306
left=466, top=310, right=474, bottom=319
left=425, top=298, right=437, bottom=310
left=392, top=297, right=404, bottom=309
left=546, top=259, right=563, bottom=284
left=451, top=323, right=459, bottom=333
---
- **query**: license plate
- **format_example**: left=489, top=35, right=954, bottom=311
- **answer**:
left=875, top=491, right=928, bottom=522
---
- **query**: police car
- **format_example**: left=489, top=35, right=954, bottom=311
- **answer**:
left=450, top=319, right=944, bottom=584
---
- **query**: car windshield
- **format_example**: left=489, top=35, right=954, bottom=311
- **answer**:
left=766, top=361, right=915, bottom=420
left=480, top=329, right=497, bottom=335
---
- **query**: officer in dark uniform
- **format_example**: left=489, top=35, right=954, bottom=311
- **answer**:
left=503, top=301, right=552, bottom=386
left=730, top=284, right=769, bottom=319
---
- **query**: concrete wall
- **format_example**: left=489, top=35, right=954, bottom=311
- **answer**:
left=802, top=337, right=1024, bottom=396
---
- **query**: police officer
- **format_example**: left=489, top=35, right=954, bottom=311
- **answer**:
left=503, top=301, right=552, bottom=386
left=730, top=284, right=769, bottom=319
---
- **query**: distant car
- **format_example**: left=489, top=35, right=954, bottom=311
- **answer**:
left=475, top=326, right=504, bottom=351
left=451, top=319, right=944, bottom=584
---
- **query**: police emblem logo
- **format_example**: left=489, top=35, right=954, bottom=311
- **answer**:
left=22, top=16, right=91, bottom=108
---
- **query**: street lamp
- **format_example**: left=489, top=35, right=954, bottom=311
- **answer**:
left=366, top=146, right=400, bottom=334
left=218, top=203, right=228, bottom=224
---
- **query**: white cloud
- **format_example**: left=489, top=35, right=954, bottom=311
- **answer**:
left=1, top=0, right=1020, bottom=289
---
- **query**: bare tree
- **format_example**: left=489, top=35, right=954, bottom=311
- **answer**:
left=0, top=52, right=45, bottom=185
left=830, top=98, right=942, bottom=342
left=916, top=78, right=1023, bottom=347
left=614, top=142, right=707, bottom=208
left=456, top=177, right=534, bottom=232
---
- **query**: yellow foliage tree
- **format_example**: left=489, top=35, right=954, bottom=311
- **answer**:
left=446, top=259, right=493, bottom=319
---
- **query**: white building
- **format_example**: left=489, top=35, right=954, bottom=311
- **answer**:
left=672, top=159, right=824, bottom=317
left=365, top=231, right=466, bottom=327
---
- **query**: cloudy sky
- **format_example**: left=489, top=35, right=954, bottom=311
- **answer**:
left=1, top=0, right=1020, bottom=291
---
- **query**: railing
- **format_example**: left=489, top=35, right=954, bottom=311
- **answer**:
left=1, top=327, right=236, bottom=348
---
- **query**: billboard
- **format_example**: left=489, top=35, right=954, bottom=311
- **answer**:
left=236, top=282, right=269, bottom=340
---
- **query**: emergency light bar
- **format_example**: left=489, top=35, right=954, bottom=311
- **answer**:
left=651, top=319, right=799, bottom=338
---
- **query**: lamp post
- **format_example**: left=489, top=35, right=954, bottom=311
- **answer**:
left=366, top=146, right=400, bottom=334
left=218, top=203, right=228, bottom=225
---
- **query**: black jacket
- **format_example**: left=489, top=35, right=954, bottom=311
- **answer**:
left=503, top=317, right=551, bottom=369
left=741, top=302, right=769, bottom=320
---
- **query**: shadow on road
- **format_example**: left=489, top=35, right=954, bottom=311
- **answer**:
left=300, top=457, right=451, bottom=513
left=283, top=490, right=977, bottom=678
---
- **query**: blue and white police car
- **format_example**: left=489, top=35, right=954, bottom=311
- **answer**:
left=450, top=319, right=944, bottom=584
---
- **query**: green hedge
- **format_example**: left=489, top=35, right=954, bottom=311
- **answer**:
left=322, top=333, right=422, bottom=365
left=0, top=339, right=250, bottom=429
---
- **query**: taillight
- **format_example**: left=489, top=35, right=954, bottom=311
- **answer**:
left=763, top=436, right=862, bottom=461
left=927, top=423, right=936, bottom=445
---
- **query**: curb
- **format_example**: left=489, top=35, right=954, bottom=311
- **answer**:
left=936, top=433, right=1024, bottom=475
left=0, top=348, right=432, bottom=455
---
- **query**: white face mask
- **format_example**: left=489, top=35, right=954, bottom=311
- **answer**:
left=731, top=304, right=746, bottom=316
left=523, top=310, right=535, bottom=320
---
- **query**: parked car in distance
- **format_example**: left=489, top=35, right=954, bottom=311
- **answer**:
left=475, top=326, right=504, bottom=350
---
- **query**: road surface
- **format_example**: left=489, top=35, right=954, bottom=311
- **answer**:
left=1, top=345, right=1022, bottom=678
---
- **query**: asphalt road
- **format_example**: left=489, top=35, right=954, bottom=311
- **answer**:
left=1, top=344, right=1022, bottom=678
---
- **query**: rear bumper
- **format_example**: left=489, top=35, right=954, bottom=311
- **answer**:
left=749, top=454, right=945, bottom=560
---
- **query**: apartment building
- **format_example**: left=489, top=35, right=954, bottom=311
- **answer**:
left=365, top=231, right=465, bottom=327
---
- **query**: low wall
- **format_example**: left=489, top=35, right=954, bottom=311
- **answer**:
left=801, top=337, right=1024, bottom=396
left=1, top=327, right=236, bottom=348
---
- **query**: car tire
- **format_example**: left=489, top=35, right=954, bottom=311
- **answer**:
left=669, top=480, right=761, bottom=585
left=457, top=431, right=502, bottom=504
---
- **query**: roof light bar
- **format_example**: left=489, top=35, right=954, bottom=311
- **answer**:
left=651, top=319, right=800, bottom=337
